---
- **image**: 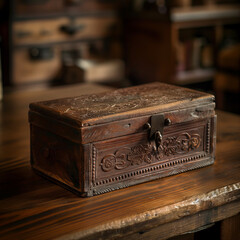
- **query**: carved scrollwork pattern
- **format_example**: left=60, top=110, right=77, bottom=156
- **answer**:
left=101, top=155, right=116, bottom=172
left=159, top=133, right=201, bottom=156
left=100, top=132, right=201, bottom=172
left=100, top=145, right=153, bottom=172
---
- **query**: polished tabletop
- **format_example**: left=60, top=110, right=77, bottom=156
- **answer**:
left=0, top=83, right=240, bottom=240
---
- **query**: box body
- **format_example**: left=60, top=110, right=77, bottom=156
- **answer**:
left=29, top=83, right=216, bottom=197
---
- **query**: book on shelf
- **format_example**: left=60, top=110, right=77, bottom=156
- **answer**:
left=176, top=41, right=186, bottom=71
left=176, top=36, right=214, bottom=73
left=200, top=40, right=214, bottom=68
left=192, top=37, right=203, bottom=69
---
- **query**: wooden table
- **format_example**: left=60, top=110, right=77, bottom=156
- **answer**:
left=0, top=83, right=240, bottom=240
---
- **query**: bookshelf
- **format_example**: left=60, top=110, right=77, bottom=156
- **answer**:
left=124, top=0, right=240, bottom=86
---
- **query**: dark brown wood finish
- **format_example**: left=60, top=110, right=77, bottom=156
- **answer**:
left=0, top=83, right=240, bottom=240
left=29, top=82, right=216, bottom=196
left=29, top=82, right=214, bottom=126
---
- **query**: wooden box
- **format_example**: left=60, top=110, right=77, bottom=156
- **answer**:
left=29, top=82, right=217, bottom=197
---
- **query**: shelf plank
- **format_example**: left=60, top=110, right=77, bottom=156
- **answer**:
left=171, top=4, right=240, bottom=22
left=174, top=68, right=215, bottom=85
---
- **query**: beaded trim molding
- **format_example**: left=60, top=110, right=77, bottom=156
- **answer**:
left=92, top=119, right=211, bottom=188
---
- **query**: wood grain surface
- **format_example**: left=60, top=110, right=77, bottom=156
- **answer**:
left=0, top=83, right=240, bottom=240
left=29, top=82, right=214, bottom=126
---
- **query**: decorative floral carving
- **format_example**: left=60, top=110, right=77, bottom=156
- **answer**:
left=159, top=133, right=201, bottom=156
left=100, top=145, right=152, bottom=172
left=100, top=132, right=201, bottom=172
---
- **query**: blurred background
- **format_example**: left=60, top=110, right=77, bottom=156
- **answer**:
left=0, top=0, right=239, bottom=113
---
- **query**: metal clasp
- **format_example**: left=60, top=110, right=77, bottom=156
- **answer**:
left=145, top=114, right=165, bottom=150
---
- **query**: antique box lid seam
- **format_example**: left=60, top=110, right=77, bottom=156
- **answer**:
left=29, top=82, right=214, bottom=128
left=29, top=103, right=215, bottom=144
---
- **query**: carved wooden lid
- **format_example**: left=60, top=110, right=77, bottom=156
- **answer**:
left=29, top=82, right=214, bottom=127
